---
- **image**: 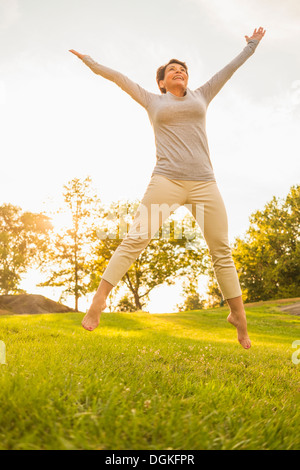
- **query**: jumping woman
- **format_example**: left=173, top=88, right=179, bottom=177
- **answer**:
left=69, top=26, right=266, bottom=348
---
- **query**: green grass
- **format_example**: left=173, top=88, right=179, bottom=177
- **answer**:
left=0, top=301, right=299, bottom=450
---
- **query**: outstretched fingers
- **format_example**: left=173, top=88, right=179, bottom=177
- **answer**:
left=254, top=26, right=266, bottom=36
left=69, top=49, right=84, bottom=59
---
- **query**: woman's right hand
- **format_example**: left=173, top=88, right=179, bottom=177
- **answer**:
left=69, top=49, right=86, bottom=59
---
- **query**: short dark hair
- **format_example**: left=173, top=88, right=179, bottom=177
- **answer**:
left=156, top=59, right=188, bottom=94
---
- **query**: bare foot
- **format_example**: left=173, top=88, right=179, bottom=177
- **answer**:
left=227, top=311, right=251, bottom=349
left=81, top=298, right=107, bottom=331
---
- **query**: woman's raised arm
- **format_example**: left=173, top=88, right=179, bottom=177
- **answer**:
left=196, top=27, right=266, bottom=105
left=69, top=49, right=153, bottom=110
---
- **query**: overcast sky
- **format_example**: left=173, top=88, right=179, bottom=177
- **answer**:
left=0, top=0, right=299, bottom=312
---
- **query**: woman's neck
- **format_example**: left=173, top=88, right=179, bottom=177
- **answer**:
left=167, top=88, right=187, bottom=97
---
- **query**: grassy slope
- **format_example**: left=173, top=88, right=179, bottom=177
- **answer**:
left=0, top=301, right=299, bottom=450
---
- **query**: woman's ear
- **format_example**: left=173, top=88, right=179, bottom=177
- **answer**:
left=159, top=79, right=166, bottom=93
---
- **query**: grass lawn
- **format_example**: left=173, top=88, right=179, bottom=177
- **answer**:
left=0, top=301, right=299, bottom=450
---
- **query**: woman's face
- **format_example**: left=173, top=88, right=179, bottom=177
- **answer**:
left=159, top=62, right=188, bottom=94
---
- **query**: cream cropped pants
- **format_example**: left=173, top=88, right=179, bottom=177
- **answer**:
left=101, top=174, right=242, bottom=300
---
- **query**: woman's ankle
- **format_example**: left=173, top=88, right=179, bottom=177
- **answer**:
left=226, top=296, right=245, bottom=317
left=229, top=308, right=246, bottom=318
left=92, top=294, right=107, bottom=306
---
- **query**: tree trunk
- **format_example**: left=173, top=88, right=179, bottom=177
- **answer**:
left=133, top=291, right=142, bottom=310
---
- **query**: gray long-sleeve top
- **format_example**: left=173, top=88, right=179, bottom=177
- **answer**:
left=80, top=39, right=259, bottom=181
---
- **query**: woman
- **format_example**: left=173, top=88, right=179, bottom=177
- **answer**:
left=69, top=26, right=266, bottom=348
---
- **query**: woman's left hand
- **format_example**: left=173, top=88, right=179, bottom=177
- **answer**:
left=245, top=27, right=266, bottom=43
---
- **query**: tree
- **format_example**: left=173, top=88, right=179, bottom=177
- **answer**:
left=232, top=184, right=300, bottom=302
left=116, top=293, right=137, bottom=312
left=89, top=199, right=210, bottom=310
left=39, top=177, right=100, bottom=311
left=176, top=276, right=205, bottom=311
left=0, top=204, right=52, bottom=294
